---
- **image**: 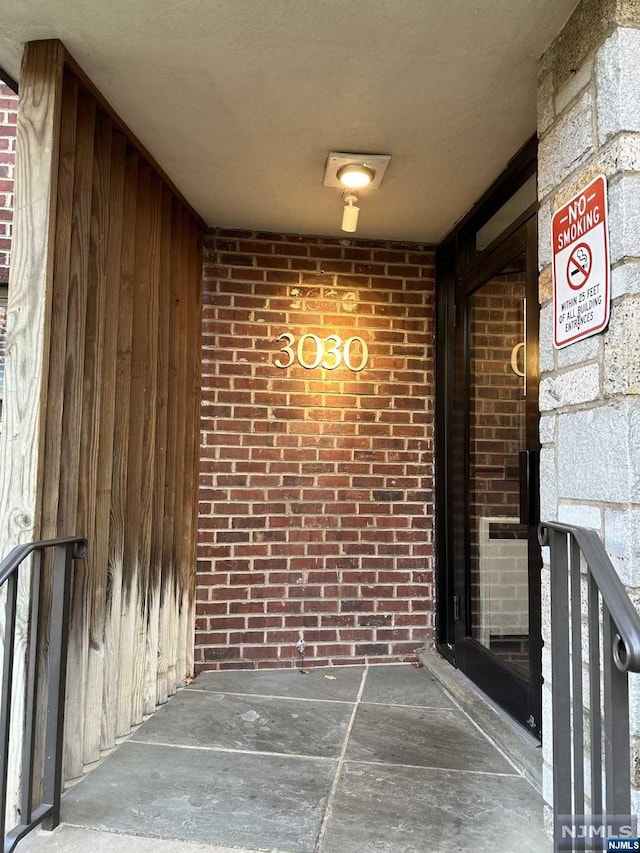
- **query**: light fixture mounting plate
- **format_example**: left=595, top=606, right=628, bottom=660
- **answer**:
left=323, top=152, right=391, bottom=190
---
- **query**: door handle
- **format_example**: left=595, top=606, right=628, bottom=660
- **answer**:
left=519, top=449, right=540, bottom=526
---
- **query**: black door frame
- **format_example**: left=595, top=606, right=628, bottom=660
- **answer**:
left=434, top=137, right=542, bottom=734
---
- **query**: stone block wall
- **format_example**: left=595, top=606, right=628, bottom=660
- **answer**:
left=0, top=82, right=17, bottom=284
left=537, top=0, right=640, bottom=821
left=196, top=229, right=435, bottom=670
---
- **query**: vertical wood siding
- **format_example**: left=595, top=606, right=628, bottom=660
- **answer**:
left=0, top=41, right=203, bottom=792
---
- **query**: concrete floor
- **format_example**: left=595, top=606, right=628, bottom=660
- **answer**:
left=20, top=663, right=551, bottom=853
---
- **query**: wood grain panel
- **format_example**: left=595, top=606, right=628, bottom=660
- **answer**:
left=136, top=172, right=161, bottom=719
left=117, top=159, right=149, bottom=732
left=86, top=125, right=126, bottom=759
left=161, top=200, right=182, bottom=699
left=35, top=72, right=79, bottom=795
left=40, top=74, right=78, bottom=541
left=150, top=188, right=172, bottom=707
left=78, top=110, right=112, bottom=765
left=60, top=87, right=96, bottom=782
left=106, top=145, right=138, bottom=743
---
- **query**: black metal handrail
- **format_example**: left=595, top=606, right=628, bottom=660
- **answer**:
left=0, top=536, right=87, bottom=853
left=539, top=521, right=640, bottom=852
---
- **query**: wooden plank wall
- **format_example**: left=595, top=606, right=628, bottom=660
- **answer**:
left=0, top=41, right=203, bottom=790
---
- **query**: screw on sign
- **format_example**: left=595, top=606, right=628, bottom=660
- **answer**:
left=552, top=175, right=611, bottom=349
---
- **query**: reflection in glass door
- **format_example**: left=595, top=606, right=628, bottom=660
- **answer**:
left=468, top=262, right=530, bottom=679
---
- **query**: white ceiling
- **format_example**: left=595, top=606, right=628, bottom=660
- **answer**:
left=0, top=1, right=577, bottom=242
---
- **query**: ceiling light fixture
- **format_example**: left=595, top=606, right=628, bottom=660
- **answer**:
left=323, top=152, right=391, bottom=235
left=337, top=163, right=375, bottom=189
left=341, top=191, right=360, bottom=232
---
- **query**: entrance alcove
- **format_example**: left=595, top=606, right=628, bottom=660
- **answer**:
left=0, top=1, right=604, bottom=849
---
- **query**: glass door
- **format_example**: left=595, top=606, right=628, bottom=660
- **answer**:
left=452, top=216, right=542, bottom=736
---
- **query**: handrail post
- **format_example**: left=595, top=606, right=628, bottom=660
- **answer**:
left=0, top=574, right=18, bottom=840
left=41, top=543, right=75, bottom=831
left=603, top=608, right=631, bottom=818
left=20, top=550, right=42, bottom=827
left=588, top=574, right=603, bottom=820
left=550, top=528, right=572, bottom=851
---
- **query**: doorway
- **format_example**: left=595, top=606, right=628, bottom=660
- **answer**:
left=436, top=140, right=542, bottom=737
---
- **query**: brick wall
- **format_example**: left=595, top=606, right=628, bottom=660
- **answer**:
left=197, top=229, right=435, bottom=671
left=0, top=82, right=18, bottom=284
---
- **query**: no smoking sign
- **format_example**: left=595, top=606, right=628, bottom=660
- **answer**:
left=552, top=175, right=610, bottom=348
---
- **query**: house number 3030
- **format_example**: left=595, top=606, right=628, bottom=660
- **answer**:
left=274, top=332, right=369, bottom=372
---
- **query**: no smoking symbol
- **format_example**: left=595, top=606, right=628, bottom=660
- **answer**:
left=566, top=243, right=592, bottom=290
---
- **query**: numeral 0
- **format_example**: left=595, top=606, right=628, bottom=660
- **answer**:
left=297, top=333, right=323, bottom=369
left=343, top=336, right=368, bottom=372
left=275, top=332, right=368, bottom=373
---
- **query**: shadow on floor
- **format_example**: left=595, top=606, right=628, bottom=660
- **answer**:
left=21, top=663, right=551, bottom=853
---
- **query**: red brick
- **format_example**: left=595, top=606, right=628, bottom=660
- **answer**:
left=355, top=643, right=389, bottom=656
left=247, top=616, right=283, bottom=629
left=196, top=228, right=435, bottom=670
left=312, top=644, right=352, bottom=658
left=196, top=602, right=229, bottom=615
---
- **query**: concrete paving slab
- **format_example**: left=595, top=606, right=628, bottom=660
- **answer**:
left=188, top=666, right=365, bottom=703
left=60, top=740, right=335, bottom=852
left=18, top=662, right=549, bottom=853
left=418, top=648, right=543, bottom=793
left=18, top=824, right=282, bottom=853
left=132, top=689, right=351, bottom=758
left=345, top=704, right=515, bottom=773
left=321, top=761, right=552, bottom=853
left=360, top=664, right=456, bottom=709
